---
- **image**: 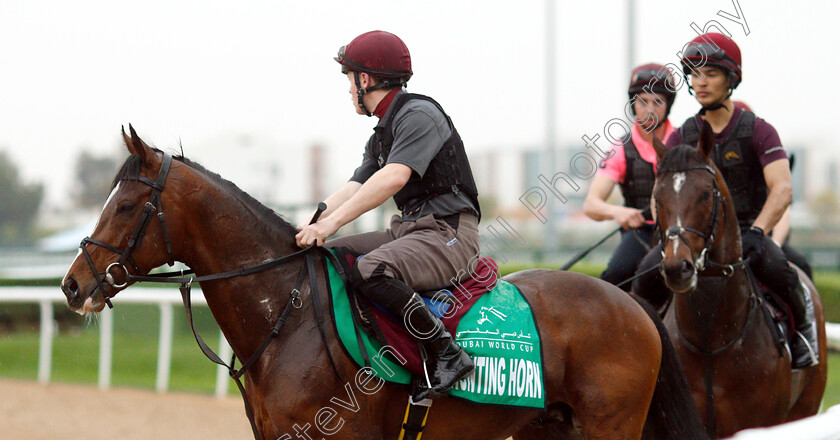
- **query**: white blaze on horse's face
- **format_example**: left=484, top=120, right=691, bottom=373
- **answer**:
left=672, top=172, right=686, bottom=194
left=102, top=183, right=120, bottom=212
left=63, top=248, right=83, bottom=288
left=670, top=173, right=687, bottom=256
left=672, top=222, right=681, bottom=255
left=94, top=183, right=121, bottom=229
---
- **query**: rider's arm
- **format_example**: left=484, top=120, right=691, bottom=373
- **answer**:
left=296, top=163, right=411, bottom=247
left=583, top=175, right=646, bottom=229
left=323, top=163, right=412, bottom=228
left=752, top=159, right=792, bottom=233
left=770, top=207, right=792, bottom=247
left=583, top=175, right=619, bottom=221
left=318, top=181, right=362, bottom=218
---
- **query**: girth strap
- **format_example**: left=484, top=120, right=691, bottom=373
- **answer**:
left=306, top=251, right=346, bottom=384
left=398, top=396, right=433, bottom=440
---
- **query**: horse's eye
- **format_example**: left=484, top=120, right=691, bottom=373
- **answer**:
left=117, top=204, right=136, bottom=214
left=700, top=191, right=712, bottom=201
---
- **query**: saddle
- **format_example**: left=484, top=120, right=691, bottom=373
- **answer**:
left=744, top=267, right=795, bottom=360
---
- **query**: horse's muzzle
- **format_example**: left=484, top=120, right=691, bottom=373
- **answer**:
left=661, top=258, right=697, bottom=293
left=61, top=275, right=84, bottom=309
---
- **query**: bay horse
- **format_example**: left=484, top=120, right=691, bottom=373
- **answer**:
left=61, top=126, right=708, bottom=440
left=648, top=122, right=828, bottom=437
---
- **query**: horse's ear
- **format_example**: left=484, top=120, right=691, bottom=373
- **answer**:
left=121, top=125, right=134, bottom=157
left=127, top=124, right=149, bottom=164
left=652, top=133, right=668, bottom=161
left=698, top=120, right=715, bottom=160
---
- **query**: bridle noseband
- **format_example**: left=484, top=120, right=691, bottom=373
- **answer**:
left=78, top=152, right=176, bottom=308
left=658, top=163, right=741, bottom=277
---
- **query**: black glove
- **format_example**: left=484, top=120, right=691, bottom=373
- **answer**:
left=741, top=226, right=765, bottom=261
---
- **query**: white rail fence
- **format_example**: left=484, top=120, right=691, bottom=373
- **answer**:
left=2, top=287, right=840, bottom=439
left=0, top=286, right=233, bottom=398
left=728, top=404, right=840, bottom=440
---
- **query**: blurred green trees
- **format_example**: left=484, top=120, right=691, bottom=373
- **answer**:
left=0, top=151, right=43, bottom=245
left=72, top=150, right=119, bottom=209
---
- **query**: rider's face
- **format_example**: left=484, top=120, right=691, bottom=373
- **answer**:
left=690, top=66, right=730, bottom=106
left=632, top=92, right=669, bottom=132
left=346, top=71, right=372, bottom=115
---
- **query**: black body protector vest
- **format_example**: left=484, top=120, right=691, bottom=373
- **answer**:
left=372, top=93, right=481, bottom=219
left=619, top=136, right=656, bottom=218
left=680, top=110, right=766, bottom=226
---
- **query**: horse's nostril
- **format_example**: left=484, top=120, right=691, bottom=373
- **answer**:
left=681, top=260, right=694, bottom=275
left=62, top=276, right=79, bottom=299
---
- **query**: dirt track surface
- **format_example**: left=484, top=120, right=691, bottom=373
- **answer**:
left=0, top=379, right=251, bottom=440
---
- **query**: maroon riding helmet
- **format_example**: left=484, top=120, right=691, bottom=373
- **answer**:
left=628, top=63, right=677, bottom=119
left=681, top=32, right=742, bottom=89
left=335, top=31, right=412, bottom=116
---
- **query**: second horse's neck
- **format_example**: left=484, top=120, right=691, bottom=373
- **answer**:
left=676, top=207, right=753, bottom=351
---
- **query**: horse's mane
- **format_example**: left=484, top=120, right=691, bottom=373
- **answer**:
left=656, top=143, right=706, bottom=176
left=113, top=150, right=299, bottom=238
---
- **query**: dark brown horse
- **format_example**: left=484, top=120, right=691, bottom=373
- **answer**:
left=648, top=123, right=828, bottom=437
left=61, top=126, right=707, bottom=440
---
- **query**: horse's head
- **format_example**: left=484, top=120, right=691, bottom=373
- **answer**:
left=652, top=121, right=736, bottom=293
left=61, top=126, right=187, bottom=314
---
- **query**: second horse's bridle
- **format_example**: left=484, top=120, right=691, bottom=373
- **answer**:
left=657, top=163, right=743, bottom=276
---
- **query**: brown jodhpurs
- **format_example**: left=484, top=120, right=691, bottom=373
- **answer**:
left=327, top=213, right=480, bottom=291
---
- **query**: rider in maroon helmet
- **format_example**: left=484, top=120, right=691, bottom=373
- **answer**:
left=296, top=31, right=481, bottom=399
left=584, top=63, right=676, bottom=295
left=635, top=33, right=819, bottom=368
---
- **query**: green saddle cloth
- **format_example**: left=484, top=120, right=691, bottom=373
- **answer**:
left=326, top=255, right=546, bottom=409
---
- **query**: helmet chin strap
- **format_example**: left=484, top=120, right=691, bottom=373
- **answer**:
left=353, top=71, right=408, bottom=117
left=353, top=71, right=373, bottom=117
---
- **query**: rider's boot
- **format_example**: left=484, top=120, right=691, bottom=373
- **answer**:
left=354, top=275, right=473, bottom=400
left=402, top=293, right=474, bottom=400
left=787, top=281, right=819, bottom=368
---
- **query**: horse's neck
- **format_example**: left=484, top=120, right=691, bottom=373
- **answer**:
left=676, top=194, right=753, bottom=349
left=677, top=270, right=751, bottom=344
left=179, top=187, right=297, bottom=273
left=175, top=179, right=305, bottom=362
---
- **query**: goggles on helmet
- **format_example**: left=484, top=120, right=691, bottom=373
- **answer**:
left=633, top=68, right=669, bottom=84
left=683, top=42, right=739, bottom=72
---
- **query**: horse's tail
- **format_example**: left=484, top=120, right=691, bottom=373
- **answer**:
left=633, top=296, right=710, bottom=440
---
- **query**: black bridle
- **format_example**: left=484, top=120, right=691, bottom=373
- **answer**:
left=657, top=163, right=744, bottom=277
left=79, top=152, right=176, bottom=308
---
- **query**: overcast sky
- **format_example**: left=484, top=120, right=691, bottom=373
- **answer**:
left=1, top=0, right=837, bottom=208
